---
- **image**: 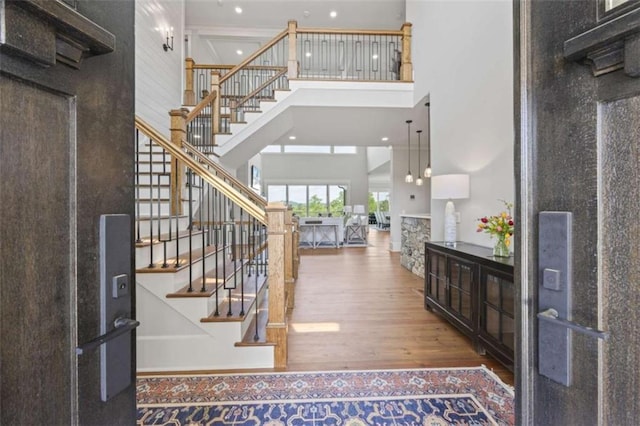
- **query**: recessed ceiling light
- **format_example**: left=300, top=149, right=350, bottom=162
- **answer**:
left=305, top=52, right=312, bottom=58
left=372, top=54, right=379, bottom=60
left=235, top=6, right=242, bottom=14
left=236, top=49, right=243, bottom=55
left=330, top=10, right=337, bottom=18
left=289, top=135, right=296, bottom=140
left=381, top=137, right=389, bottom=142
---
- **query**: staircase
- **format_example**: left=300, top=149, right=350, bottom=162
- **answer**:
left=133, top=20, right=414, bottom=372
left=134, top=118, right=291, bottom=372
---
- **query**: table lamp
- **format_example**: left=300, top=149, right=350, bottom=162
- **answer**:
left=353, top=205, right=365, bottom=225
left=431, top=174, right=470, bottom=246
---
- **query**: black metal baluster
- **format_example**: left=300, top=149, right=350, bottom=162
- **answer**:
left=160, top=149, right=170, bottom=268
left=135, top=129, right=142, bottom=243
left=200, top=176, right=206, bottom=292
left=187, top=168, right=193, bottom=292
left=239, top=208, right=245, bottom=316
left=147, top=138, right=155, bottom=268
left=213, top=187, right=220, bottom=317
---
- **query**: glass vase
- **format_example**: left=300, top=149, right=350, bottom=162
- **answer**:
left=493, top=237, right=510, bottom=257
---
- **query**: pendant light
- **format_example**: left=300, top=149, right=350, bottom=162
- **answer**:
left=415, top=130, right=423, bottom=186
left=404, top=119, right=413, bottom=183
left=424, top=102, right=432, bottom=178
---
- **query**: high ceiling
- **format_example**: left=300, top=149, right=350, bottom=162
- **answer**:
left=184, top=0, right=427, bottom=150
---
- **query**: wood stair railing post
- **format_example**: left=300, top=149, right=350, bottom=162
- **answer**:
left=184, top=57, right=196, bottom=106
left=287, top=20, right=298, bottom=79
left=400, top=22, right=413, bottom=82
left=211, top=71, right=220, bottom=138
left=266, top=202, right=288, bottom=368
left=169, top=108, right=188, bottom=216
left=284, top=207, right=295, bottom=313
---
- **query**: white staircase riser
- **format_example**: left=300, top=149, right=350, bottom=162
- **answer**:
left=135, top=233, right=206, bottom=269
left=136, top=216, right=191, bottom=237
left=137, top=163, right=172, bottom=174
left=137, top=252, right=234, bottom=293
left=137, top=335, right=273, bottom=372
left=137, top=203, right=172, bottom=217
left=137, top=186, right=171, bottom=199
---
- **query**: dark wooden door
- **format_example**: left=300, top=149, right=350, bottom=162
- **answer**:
left=0, top=1, right=135, bottom=424
left=517, top=0, right=640, bottom=424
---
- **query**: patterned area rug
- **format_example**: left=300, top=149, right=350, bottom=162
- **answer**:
left=137, top=366, right=514, bottom=425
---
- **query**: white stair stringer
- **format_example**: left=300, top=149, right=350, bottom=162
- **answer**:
left=136, top=280, right=274, bottom=372
left=217, top=80, right=415, bottom=168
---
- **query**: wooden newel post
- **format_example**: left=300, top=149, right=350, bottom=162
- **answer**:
left=400, top=23, right=413, bottom=82
left=287, top=20, right=298, bottom=79
left=169, top=108, right=188, bottom=216
left=266, top=202, right=288, bottom=368
left=284, top=207, right=295, bottom=312
left=184, top=58, right=196, bottom=106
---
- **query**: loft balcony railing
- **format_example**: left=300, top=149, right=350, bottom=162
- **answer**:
left=134, top=116, right=298, bottom=367
left=182, top=20, right=412, bottom=150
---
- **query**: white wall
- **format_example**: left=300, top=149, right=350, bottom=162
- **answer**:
left=389, top=146, right=431, bottom=251
left=260, top=150, right=369, bottom=209
left=407, top=0, right=514, bottom=247
left=135, top=0, right=185, bottom=137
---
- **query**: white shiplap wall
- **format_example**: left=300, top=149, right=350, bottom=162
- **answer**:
left=135, top=0, right=185, bottom=137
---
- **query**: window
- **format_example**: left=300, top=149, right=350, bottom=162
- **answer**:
left=267, top=185, right=286, bottom=203
left=369, top=191, right=390, bottom=213
left=283, top=145, right=331, bottom=153
left=266, top=184, right=347, bottom=217
left=261, top=145, right=282, bottom=153
left=333, top=146, right=356, bottom=154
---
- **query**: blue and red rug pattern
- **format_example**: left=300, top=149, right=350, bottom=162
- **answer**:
left=137, top=366, right=514, bottom=425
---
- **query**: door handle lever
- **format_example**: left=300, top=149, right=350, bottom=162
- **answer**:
left=76, top=317, right=140, bottom=355
left=537, top=308, right=609, bottom=341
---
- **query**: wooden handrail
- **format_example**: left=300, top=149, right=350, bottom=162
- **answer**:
left=236, top=68, right=287, bottom=109
left=186, top=88, right=217, bottom=122
left=193, top=64, right=284, bottom=71
left=180, top=141, right=267, bottom=208
left=135, top=116, right=267, bottom=224
left=219, top=28, right=288, bottom=85
left=296, top=27, right=404, bottom=36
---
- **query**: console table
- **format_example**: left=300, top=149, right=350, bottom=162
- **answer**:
left=424, top=241, right=514, bottom=371
left=299, top=222, right=340, bottom=248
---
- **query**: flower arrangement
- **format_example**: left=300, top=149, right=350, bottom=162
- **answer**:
left=477, top=200, right=514, bottom=257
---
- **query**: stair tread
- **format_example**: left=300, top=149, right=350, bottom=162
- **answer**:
left=201, top=272, right=268, bottom=322
left=166, top=258, right=249, bottom=298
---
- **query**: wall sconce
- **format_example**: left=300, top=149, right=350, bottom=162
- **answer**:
left=424, top=102, right=432, bottom=178
left=415, top=130, right=424, bottom=186
left=404, top=120, right=413, bottom=183
left=163, top=27, right=174, bottom=51
left=432, top=174, right=470, bottom=246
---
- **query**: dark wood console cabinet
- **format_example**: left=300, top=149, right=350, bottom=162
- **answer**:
left=425, top=242, right=514, bottom=371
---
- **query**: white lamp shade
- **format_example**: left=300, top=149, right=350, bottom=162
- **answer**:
left=353, top=205, right=366, bottom=214
left=343, top=205, right=353, bottom=213
left=431, top=174, right=470, bottom=200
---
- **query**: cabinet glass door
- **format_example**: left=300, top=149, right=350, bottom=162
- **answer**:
left=426, top=251, right=447, bottom=305
left=482, top=270, right=514, bottom=351
left=448, top=257, right=474, bottom=326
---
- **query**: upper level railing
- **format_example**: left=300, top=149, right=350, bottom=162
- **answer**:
left=182, top=20, right=412, bottom=147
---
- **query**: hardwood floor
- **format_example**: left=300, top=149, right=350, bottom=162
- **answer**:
left=286, top=229, right=515, bottom=386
